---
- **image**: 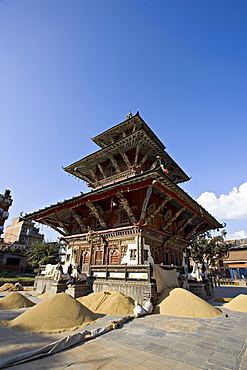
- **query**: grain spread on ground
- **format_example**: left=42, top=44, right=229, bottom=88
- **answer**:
left=0, top=283, right=16, bottom=292
left=0, top=293, right=98, bottom=333
left=77, top=289, right=135, bottom=315
left=155, top=288, right=222, bottom=318
left=225, top=294, right=247, bottom=313
left=0, top=292, right=35, bottom=310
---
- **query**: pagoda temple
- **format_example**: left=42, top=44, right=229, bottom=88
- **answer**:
left=26, top=112, right=222, bottom=300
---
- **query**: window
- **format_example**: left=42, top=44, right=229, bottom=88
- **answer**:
left=110, top=250, right=119, bottom=264
left=83, top=252, right=90, bottom=264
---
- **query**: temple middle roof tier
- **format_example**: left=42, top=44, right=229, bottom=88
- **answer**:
left=25, top=168, right=222, bottom=238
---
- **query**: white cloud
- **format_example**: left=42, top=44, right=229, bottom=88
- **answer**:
left=226, top=230, right=247, bottom=240
left=196, top=182, right=247, bottom=220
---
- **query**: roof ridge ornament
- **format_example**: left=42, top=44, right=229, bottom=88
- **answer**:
left=126, top=111, right=133, bottom=120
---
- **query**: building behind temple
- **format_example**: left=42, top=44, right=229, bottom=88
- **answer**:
left=4, top=217, right=44, bottom=251
left=26, top=112, right=222, bottom=299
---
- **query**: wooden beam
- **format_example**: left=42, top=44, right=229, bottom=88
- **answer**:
left=162, top=234, right=179, bottom=249
left=185, top=220, right=205, bottom=240
left=139, top=185, right=153, bottom=225
left=138, top=148, right=153, bottom=168
left=116, top=192, right=137, bottom=223
left=86, top=163, right=98, bottom=182
left=164, top=206, right=186, bottom=229
left=71, top=210, right=87, bottom=232
left=76, top=171, right=93, bottom=184
left=108, top=153, right=121, bottom=173
left=86, top=201, right=107, bottom=229
left=54, top=214, right=71, bottom=234
left=152, top=196, right=172, bottom=217
left=42, top=218, right=67, bottom=237
left=97, top=163, right=107, bottom=179
left=134, top=140, right=141, bottom=166
left=176, top=214, right=197, bottom=235
left=120, top=151, right=132, bottom=169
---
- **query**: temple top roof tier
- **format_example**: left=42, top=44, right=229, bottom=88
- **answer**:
left=92, top=112, right=165, bottom=149
left=63, top=113, right=190, bottom=187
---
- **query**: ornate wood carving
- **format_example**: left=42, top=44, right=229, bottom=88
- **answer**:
left=86, top=228, right=106, bottom=245
left=71, top=210, right=87, bottom=232
left=86, top=202, right=107, bottom=229
left=145, top=203, right=156, bottom=224
left=139, top=184, right=153, bottom=224
left=116, top=192, right=137, bottom=223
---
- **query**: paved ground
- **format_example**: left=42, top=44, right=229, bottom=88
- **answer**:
left=0, top=286, right=246, bottom=370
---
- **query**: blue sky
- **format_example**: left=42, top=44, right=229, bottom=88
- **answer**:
left=1, top=0, right=246, bottom=241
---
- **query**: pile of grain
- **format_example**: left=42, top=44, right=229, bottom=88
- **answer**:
left=225, top=294, right=247, bottom=313
left=0, top=292, right=35, bottom=310
left=78, top=290, right=135, bottom=315
left=155, top=288, right=222, bottom=318
left=214, top=297, right=232, bottom=303
left=1, top=293, right=98, bottom=333
left=37, top=291, right=49, bottom=299
left=0, top=283, right=16, bottom=292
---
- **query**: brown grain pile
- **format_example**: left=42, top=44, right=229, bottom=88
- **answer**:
left=1, top=293, right=98, bottom=333
left=225, top=294, right=247, bottom=313
left=155, top=288, right=222, bottom=318
left=0, top=283, right=16, bottom=292
left=214, top=297, right=232, bottom=303
left=77, top=289, right=135, bottom=315
left=0, top=292, right=35, bottom=310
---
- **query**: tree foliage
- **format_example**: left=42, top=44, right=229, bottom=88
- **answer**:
left=190, top=230, right=230, bottom=267
left=25, top=241, right=60, bottom=267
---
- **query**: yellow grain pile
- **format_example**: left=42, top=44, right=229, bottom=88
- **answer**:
left=155, top=288, right=222, bottom=318
left=38, top=291, right=50, bottom=299
left=0, top=292, right=35, bottom=310
left=225, top=294, right=247, bottom=313
left=0, top=283, right=16, bottom=292
left=78, top=289, right=135, bottom=315
left=1, top=293, right=98, bottom=333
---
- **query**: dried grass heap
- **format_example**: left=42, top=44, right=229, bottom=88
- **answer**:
left=225, top=294, right=247, bottom=313
left=0, top=292, right=35, bottom=310
left=155, top=288, right=222, bottom=318
left=1, top=293, right=98, bottom=333
left=78, top=289, right=135, bottom=315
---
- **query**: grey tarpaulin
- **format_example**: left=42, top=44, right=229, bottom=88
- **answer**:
left=152, top=264, right=179, bottom=293
left=0, top=316, right=134, bottom=369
